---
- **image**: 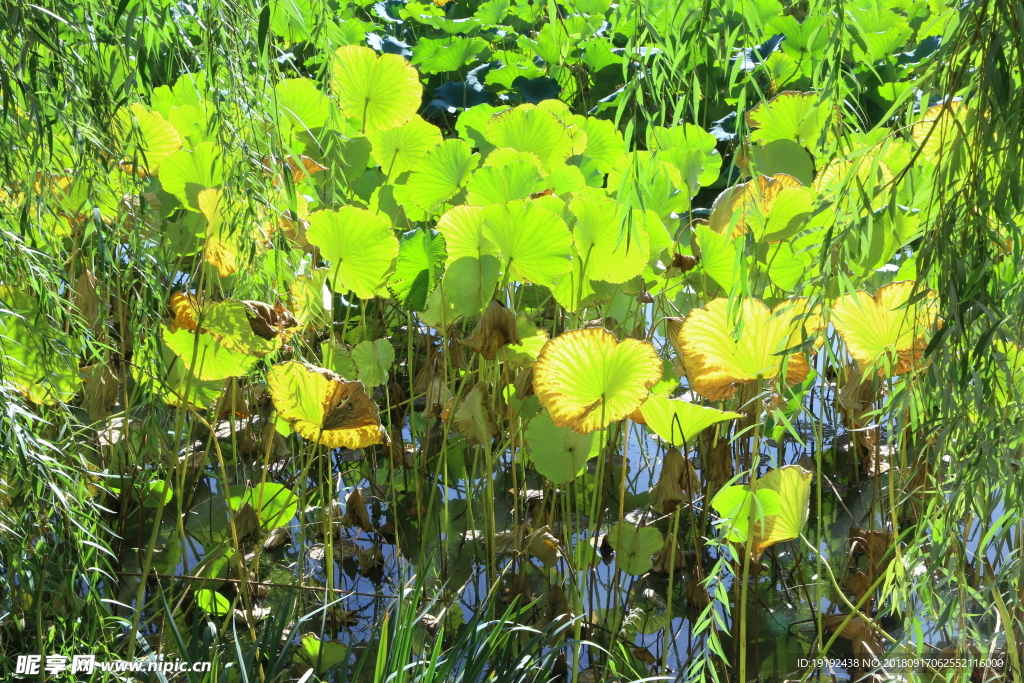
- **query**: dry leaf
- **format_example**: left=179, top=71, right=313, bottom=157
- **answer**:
left=452, top=382, right=498, bottom=445
left=73, top=269, right=102, bottom=329
left=81, top=363, right=119, bottom=421
left=263, top=526, right=292, bottom=551
left=526, top=526, right=561, bottom=568
left=341, top=488, right=373, bottom=532
left=849, top=527, right=895, bottom=578
left=460, top=299, right=521, bottom=359
left=650, top=448, right=701, bottom=514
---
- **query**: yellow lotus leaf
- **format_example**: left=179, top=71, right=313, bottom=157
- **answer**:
left=830, top=280, right=940, bottom=376
left=267, top=361, right=384, bottom=449
left=750, top=465, right=813, bottom=559
left=676, top=298, right=822, bottom=401
left=708, top=173, right=813, bottom=242
left=533, top=328, right=661, bottom=434
left=911, top=101, right=967, bottom=161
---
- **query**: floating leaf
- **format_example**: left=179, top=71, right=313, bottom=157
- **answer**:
left=525, top=411, right=600, bottom=483
left=331, top=45, right=421, bottom=131
left=830, top=281, right=940, bottom=375
left=639, top=394, right=742, bottom=446
left=267, top=361, right=384, bottom=448
left=296, top=634, right=349, bottom=674
left=229, top=482, right=299, bottom=529
left=534, top=328, right=661, bottom=434
left=675, top=298, right=821, bottom=401
left=306, top=207, right=399, bottom=299
left=608, top=522, right=663, bottom=575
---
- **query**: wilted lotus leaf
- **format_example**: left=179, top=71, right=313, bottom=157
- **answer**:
left=453, top=382, right=499, bottom=444
left=170, top=291, right=202, bottom=332
left=496, top=313, right=549, bottom=365
left=649, top=447, right=702, bottom=514
left=267, top=360, right=384, bottom=449
left=534, top=328, right=661, bottom=434
left=707, top=173, right=813, bottom=242
left=639, top=394, right=742, bottom=447
left=822, top=614, right=882, bottom=661
left=651, top=532, right=686, bottom=573
left=831, top=281, right=940, bottom=376
left=261, top=154, right=327, bottom=185
left=81, top=363, right=119, bottom=421
left=340, top=488, right=373, bottom=532
left=526, top=526, right=561, bottom=568
left=525, top=410, right=600, bottom=483
left=200, top=300, right=288, bottom=357
left=461, top=299, right=521, bottom=359
left=0, top=288, right=82, bottom=405
left=676, top=297, right=821, bottom=401
left=608, top=521, right=663, bottom=575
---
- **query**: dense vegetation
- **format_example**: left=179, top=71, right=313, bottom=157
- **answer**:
left=1, top=0, right=1022, bottom=681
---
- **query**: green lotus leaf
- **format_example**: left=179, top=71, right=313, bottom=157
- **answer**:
left=436, top=205, right=499, bottom=264
left=352, top=338, right=395, bottom=388
left=0, top=289, right=82, bottom=405
left=749, top=465, right=812, bottom=558
left=533, top=327, right=661, bottom=433
left=639, top=394, right=742, bottom=446
left=455, top=103, right=506, bottom=154
left=571, top=115, right=626, bottom=174
left=162, top=325, right=257, bottom=382
left=496, top=313, right=550, bottom=364
left=830, top=280, right=940, bottom=376
left=416, top=37, right=488, bottom=74
left=159, top=141, right=223, bottom=211
left=570, top=196, right=649, bottom=284
left=201, top=300, right=281, bottom=358
left=275, top=77, right=332, bottom=132
left=306, top=207, right=399, bottom=299
left=695, top=222, right=745, bottom=294
left=475, top=0, right=510, bottom=23
left=195, top=589, right=231, bottom=616
left=525, top=410, right=600, bottom=483
left=674, top=297, right=821, bottom=401
left=485, top=105, right=587, bottom=171
left=750, top=139, right=815, bottom=186
left=267, top=360, right=384, bottom=448
left=606, top=151, right=689, bottom=219
left=466, top=160, right=545, bottom=206
left=297, top=635, right=349, bottom=674
left=229, top=482, right=298, bottom=530
left=367, top=116, right=442, bottom=177
left=708, top=173, right=813, bottom=242
left=132, top=334, right=225, bottom=409
left=766, top=238, right=817, bottom=291
left=387, top=229, right=447, bottom=311
left=118, top=103, right=182, bottom=172
left=550, top=248, right=601, bottom=312
left=746, top=91, right=829, bottom=148
left=482, top=200, right=572, bottom=287
left=331, top=45, right=422, bottom=132
left=710, top=485, right=781, bottom=545
left=848, top=208, right=921, bottom=276
left=406, top=139, right=479, bottom=212
left=608, top=522, right=663, bottom=575
left=168, top=103, right=214, bottom=147
left=322, top=342, right=358, bottom=379
left=441, top=255, right=502, bottom=318
left=545, top=163, right=586, bottom=195
left=848, top=5, right=911, bottom=62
